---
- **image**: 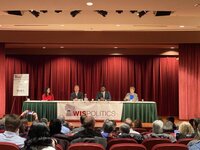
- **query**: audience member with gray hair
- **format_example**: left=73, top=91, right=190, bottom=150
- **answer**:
left=118, top=123, right=143, bottom=143
left=163, top=121, right=174, bottom=133
left=144, top=120, right=176, bottom=143
left=40, top=118, right=48, bottom=125
left=124, top=118, right=140, bottom=135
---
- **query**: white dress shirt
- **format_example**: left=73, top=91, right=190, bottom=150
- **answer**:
left=0, top=131, right=25, bottom=148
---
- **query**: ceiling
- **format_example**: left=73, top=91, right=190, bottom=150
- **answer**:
left=0, top=0, right=200, bottom=31
left=1, top=0, right=200, bottom=55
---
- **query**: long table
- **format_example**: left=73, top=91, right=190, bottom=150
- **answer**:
left=22, top=101, right=157, bottom=123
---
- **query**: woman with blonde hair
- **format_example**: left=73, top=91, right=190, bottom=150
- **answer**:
left=176, top=121, right=195, bottom=140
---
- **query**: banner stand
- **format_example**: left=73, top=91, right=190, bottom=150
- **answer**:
left=11, top=74, right=29, bottom=114
left=10, top=97, right=17, bottom=114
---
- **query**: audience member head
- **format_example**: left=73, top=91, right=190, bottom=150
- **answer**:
left=49, top=119, right=62, bottom=136
left=194, top=122, right=200, bottom=140
left=0, top=117, right=5, bottom=129
left=152, top=120, right=163, bottom=134
left=119, top=124, right=130, bottom=134
left=163, top=121, right=174, bottom=132
left=124, top=118, right=133, bottom=128
left=27, top=122, right=50, bottom=139
left=100, top=85, right=106, bottom=92
left=74, top=85, right=80, bottom=93
left=134, top=119, right=142, bottom=128
left=111, top=120, right=117, bottom=130
left=83, top=116, right=95, bottom=130
left=24, top=122, right=53, bottom=149
left=19, top=118, right=28, bottom=134
left=189, top=118, right=199, bottom=131
left=57, top=116, right=65, bottom=125
left=102, top=120, right=114, bottom=133
left=179, top=121, right=194, bottom=136
left=5, top=114, right=21, bottom=132
left=129, top=86, right=135, bottom=93
left=80, top=114, right=87, bottom=125
left=40, top=118, right=48, bottom=125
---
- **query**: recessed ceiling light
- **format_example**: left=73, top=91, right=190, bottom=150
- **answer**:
left=60, top=24, right=64, bottom=27
left=60, top=46, right=64, bottom=48
left=42, top=46, right=46, bottom=49
left=179, top=25, right=185, bottom=28
left=170, top=47, right=175, bottom=49
left=116, top=24, right=120, bottom=27
left=114, top=46, right=118, bottom=49
left=86, top=2, right=93, bottom=6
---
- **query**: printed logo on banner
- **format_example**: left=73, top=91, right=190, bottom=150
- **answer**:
left=65, top=104, right=76, bottom=116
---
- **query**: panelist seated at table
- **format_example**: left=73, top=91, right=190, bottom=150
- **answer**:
left=42, top=87, right=54, bottom=101
left=70, top=85, right=83, bottom=101
left=96, top=85, right=111, bottom=101
left=124, top=86, right=138, bottom=101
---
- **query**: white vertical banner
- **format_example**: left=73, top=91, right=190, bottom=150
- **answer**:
left=13, top=74, right=29, bottom=96
left=57, top=101, right=123, bottom=120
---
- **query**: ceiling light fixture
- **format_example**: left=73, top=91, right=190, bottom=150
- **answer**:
left=116, top=10, right=123, bottom=14
left=60, top=46, right=64, bottom=49
left=86, top=2, right=93, bottom=6
left=154, top=11, right=172, bottom=16
left=42, top=46, right=46, bottom=49
left=130, top=10, right=137, bottom=14
left=60, top=24, right=65, bottom=27
left=29, top=10, right=40, bottom=17
left=40, top=10, right=48, bottom=13
left=114, top=46, right=118, bottom=49
left=179, top=25, right=185, bottom=28
left=137, top=11, right=148, bottom=18
left=96, top=10, right=108, bottom=17
left=170, top=47, right=175, bottom=49
left=116, top=24, right=120, bottom=27
left=70, top=10, right=81, bottom=17
left=55, top=10, right=62, bottom=13
left=7, top=10, right=23, bottom=16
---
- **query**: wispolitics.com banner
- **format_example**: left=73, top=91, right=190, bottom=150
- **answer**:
left=57, top=101, right=123, bottom=120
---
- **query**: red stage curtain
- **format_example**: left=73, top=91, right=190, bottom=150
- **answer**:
left=5, top=55, right=178, bottom=116
left=179, top=44, right=200, bottom=120
left=0, top=44, right=5, bottom=117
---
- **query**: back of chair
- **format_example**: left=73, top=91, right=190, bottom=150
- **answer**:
left=152, top=143, right=188, bottom=150
left=177, top=138, right=193, bottom=145
left=107, top=138, right=137, bottom=150
left=0, top=142, right=19, bottom=150
left=0, top=130, right=4, bottom=133
left=110, top=143, right=147, bottom=150
left=55, top=144, right=63, bottom=150
left=68, top=143, right=105, bottom=150
left=142, top=138, right=171, bottom=150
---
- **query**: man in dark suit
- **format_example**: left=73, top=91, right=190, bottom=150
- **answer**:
left=96, top=85, right=111, bottom=101
left=70, top=85, right=83, bottom=100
